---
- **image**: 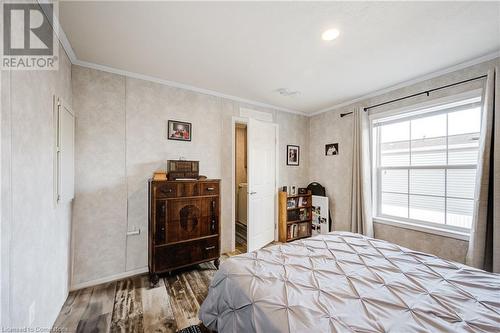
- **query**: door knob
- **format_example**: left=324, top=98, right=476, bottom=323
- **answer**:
left=249, top=191, right=257, bottom=195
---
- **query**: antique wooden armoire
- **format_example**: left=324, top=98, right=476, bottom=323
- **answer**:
left=148, top=179, right=221, bottom=285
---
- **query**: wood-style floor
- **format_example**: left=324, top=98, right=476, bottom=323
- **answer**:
left=53, top=250, right=243, bottom=333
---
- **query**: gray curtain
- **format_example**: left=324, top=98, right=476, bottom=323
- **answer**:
left=466, top=67, right=499, bottom=273
left=350, top=107, right=374, bottom=237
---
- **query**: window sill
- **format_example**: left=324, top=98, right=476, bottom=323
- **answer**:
left=373, top=217, right=470, bottom=241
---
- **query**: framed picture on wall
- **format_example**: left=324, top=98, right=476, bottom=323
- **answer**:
left=325, top=143, right=339, bottom=156
left=167, top=120, right=192, bottom=141
left=286, top=145, right=300, bottom=166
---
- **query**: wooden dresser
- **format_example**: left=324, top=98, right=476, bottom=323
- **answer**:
left=148, top=179, right=221, bottom=285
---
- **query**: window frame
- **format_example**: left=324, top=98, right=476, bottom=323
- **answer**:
left=369, top=89, right=483, bottom=240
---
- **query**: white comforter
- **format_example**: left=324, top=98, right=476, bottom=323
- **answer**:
left=199, top=232, right=500, bottom=332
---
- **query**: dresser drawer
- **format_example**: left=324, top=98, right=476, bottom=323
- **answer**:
left=200, top=182, right=219, bottom=195
left=155, top=183, right=177, bottom=198
left=176, top=182, right=200, bottom=197
left=154, top=237, right=219, bottom=272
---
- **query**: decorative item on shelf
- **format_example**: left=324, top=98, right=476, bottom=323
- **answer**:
left=167, top=120, right=192, bottom=141
left=167, top=160, right=199, bottom=180
left=198, top=175, right=207, bottom=180
left=325, top=143, right=339, bottom=156
left=282, top=186, right=287, bottom=193
left=286, top=145, right=300, bottom=166
left=299, top=208, right=309, bottom=221
left=298, top=196, right=309, bottom=207
left=291, top=186, right=296, bottom=195
left=298, top=187, right=307, bottom=194
left=153, top=171, right=168, bottom=181
left=298, top=223, right=309, bottom=237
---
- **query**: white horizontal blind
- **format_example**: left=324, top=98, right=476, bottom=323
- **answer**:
left=373, top=96, right=481, bottom=231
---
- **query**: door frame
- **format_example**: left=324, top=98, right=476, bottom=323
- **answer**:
left=231, top=116, right=279, bottom=252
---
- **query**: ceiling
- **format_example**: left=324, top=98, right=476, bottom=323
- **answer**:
left=59, top=1, right=500, bottom=114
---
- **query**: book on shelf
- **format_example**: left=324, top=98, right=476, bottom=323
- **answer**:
left=287, top=210, right=298, bottom=221
left=288, top=223, right=299, bottom=239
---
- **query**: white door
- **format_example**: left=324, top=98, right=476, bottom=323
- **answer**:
left=247, top=118, right=277, bottom=252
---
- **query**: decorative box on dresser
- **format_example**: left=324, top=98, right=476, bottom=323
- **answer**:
left=148, top=179, right=221, bottom=285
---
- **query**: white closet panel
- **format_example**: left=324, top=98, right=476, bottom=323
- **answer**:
left=56, top=98, right=75, bottom=203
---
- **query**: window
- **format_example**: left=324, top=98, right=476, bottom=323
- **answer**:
left=371, top=94, right=482, bottom=236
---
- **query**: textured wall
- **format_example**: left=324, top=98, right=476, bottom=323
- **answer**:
left=72, top=67, right=127, bottom=283
left=373, top=223, right=469, bottom=263
left=1, top=47, right=73, bottom=328
left=71, top=66, right=310, bottom=285
left=309, top=57, right=499, bottom=263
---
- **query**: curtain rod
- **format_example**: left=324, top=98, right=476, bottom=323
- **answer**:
left=339, top=74, right=487, bottom=118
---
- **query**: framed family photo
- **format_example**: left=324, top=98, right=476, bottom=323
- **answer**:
left=167, top=120, right=192, bottom=141
left=325, top=143, right=339, bottom=156
left=287, top=145, right=300, bottom=166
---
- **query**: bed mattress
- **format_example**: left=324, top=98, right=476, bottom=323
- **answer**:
left=199, top=232, right=500, bottom=332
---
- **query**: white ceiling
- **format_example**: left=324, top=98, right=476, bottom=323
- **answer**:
left=59, top=1, right=500, bottom=114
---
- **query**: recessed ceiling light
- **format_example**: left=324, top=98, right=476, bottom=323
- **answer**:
left=322, top=29, right=340, bottom=41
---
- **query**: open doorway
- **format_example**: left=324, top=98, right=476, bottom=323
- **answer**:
left=232, top=115, right=278, bottom=253
left=235, top=123, right=248, bottom=253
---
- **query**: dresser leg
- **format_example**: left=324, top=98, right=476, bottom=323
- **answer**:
left=214, top=258, right=220, bottom=269
left=150, top=273, right=159, bottom=287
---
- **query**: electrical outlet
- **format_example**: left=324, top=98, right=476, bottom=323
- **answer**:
left=29, top=301, right=35, bottom=326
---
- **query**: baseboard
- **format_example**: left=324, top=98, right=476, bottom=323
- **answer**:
left=70, top=267, right=149, bottom=291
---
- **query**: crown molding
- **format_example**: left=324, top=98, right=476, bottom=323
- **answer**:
left=309, top=50, right=500, bottom=117
left=73, top=59, right=307, bottom=116
left=38, top=0, right=77, bottom=63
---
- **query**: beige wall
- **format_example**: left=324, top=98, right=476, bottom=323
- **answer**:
left=309, top=57, right=499, bottom=263
left=1, top=47, right=73, bottom=327
left=71, top=66, right=310, bottom=285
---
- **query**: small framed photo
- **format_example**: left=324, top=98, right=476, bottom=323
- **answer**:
left=287, top=145, right=300, bottom=166
left=168, top=120, right=192, bottom=141
left=325, top=143, right=339, bottom=156
left=298, top=188, right=307, bottom=195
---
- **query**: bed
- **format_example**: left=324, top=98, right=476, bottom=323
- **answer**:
left=199, top=232, right=500, bottom=332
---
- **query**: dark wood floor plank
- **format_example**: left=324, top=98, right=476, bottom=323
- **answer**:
left=110, top=276, right=146, bottom=333
left=53, top=287, right=94, bottom=332
left=164, top=273, right=201, bottom=330
left=78, top=281, right=116, bottom=332
left=184, top=270, right=209, bottom=306
left=142, top=279, right=176, bottom=333
left=76, top=313, right=111, bottom=333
